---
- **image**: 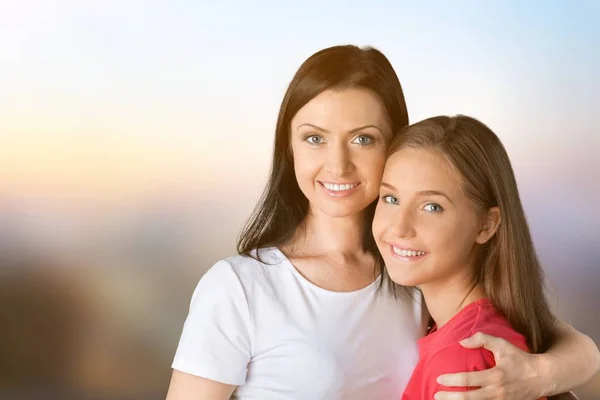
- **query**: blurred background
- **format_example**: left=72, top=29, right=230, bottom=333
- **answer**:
left=0, top=0, right=598, bottom=399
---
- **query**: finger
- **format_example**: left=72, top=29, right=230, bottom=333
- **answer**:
left=436, top=369, right=491, bottom=388
left=459, top=332, right=510, bottom=352
left=434, top=391, right=469, bottom=400
left=434, top=389, right=490, bottom=400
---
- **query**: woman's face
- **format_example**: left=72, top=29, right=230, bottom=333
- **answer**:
left=372, top=147, right=498, bottom=290
left=290, top=88, right=392, bottom=218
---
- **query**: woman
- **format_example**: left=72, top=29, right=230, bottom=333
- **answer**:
left=166, top=45, right=599, bottom=399
left=373, top=115, right=577, bottom=399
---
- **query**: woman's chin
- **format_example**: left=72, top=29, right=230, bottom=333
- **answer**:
left=312, top=202, right=371, bottom=219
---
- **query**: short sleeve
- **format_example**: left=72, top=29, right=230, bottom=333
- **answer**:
left=171, top=260, right=254, bottom=385
left=422, top=344, right=494, bottom=399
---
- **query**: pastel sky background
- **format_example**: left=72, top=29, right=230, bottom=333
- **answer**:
left=0, top=1, right=598, bottom=398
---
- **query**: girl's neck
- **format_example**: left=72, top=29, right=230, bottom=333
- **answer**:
left=421, top=271, right=487, bottom=329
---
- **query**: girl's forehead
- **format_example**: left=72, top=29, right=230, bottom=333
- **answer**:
left=383, top=148, right=463, bottom=189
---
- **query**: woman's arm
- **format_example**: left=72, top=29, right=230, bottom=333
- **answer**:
left=434, top=321, right=599, bottom=399
left=535, top=321, right=599, bottom=396
left=166, top=370, right=236, bottom=400
left=169, top=261, right=253, bottom=398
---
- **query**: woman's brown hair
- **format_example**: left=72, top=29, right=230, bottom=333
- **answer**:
left=237, top=45, right=409, bottom=287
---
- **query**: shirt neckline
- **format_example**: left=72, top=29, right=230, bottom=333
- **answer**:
left=270, top=246, right=382, bottom=296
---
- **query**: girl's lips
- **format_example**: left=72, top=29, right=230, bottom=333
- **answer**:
left=389, top=244, right=428, bottom=261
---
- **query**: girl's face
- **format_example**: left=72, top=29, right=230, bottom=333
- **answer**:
left=372, top=147, right=499, bottom=289
left=290, top=88, right=392, bottom=218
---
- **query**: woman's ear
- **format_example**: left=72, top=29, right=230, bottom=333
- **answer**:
left=475, top=206, right=501, bottom=244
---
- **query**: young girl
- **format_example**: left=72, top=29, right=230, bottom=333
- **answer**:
left=373, top=115, right=576, bottom=399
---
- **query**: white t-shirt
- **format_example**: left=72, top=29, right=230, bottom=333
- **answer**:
left=172, top=247, right=424, bottom=399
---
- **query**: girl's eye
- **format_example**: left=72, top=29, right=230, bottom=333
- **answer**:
left=423, top=203, right=444, bottom=213
left=306, top=135, right=323, bottom=144
left=381, top=195, right=399, bottom=205
left=352, top=135, right=374, bottom=145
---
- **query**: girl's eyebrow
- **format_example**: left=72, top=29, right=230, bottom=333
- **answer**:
left=380, top=183, right=454, bottom=205
left=417, top=190, right=454, bottom=205
left=381, top=182, right=397, bottom=191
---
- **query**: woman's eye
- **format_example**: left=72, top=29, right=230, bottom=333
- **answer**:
left=381, top=195, right=399, bottom=205
left=306, top=135, right=323, bottom=144
left=423, top=203, right=444, bottom=213
left=352, top=135, right=373, bottom=145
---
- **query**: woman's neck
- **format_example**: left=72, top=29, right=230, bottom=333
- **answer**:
left=287, top=208, right=367, bottom=258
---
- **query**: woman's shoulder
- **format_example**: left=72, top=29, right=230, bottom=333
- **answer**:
left=200, top=247, right=289, bottom=288
left=186, top=248, right=286, bottom=311
left=223, top=246, right=285, bottom=268
left=218, top=246, right=287, bottom=275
